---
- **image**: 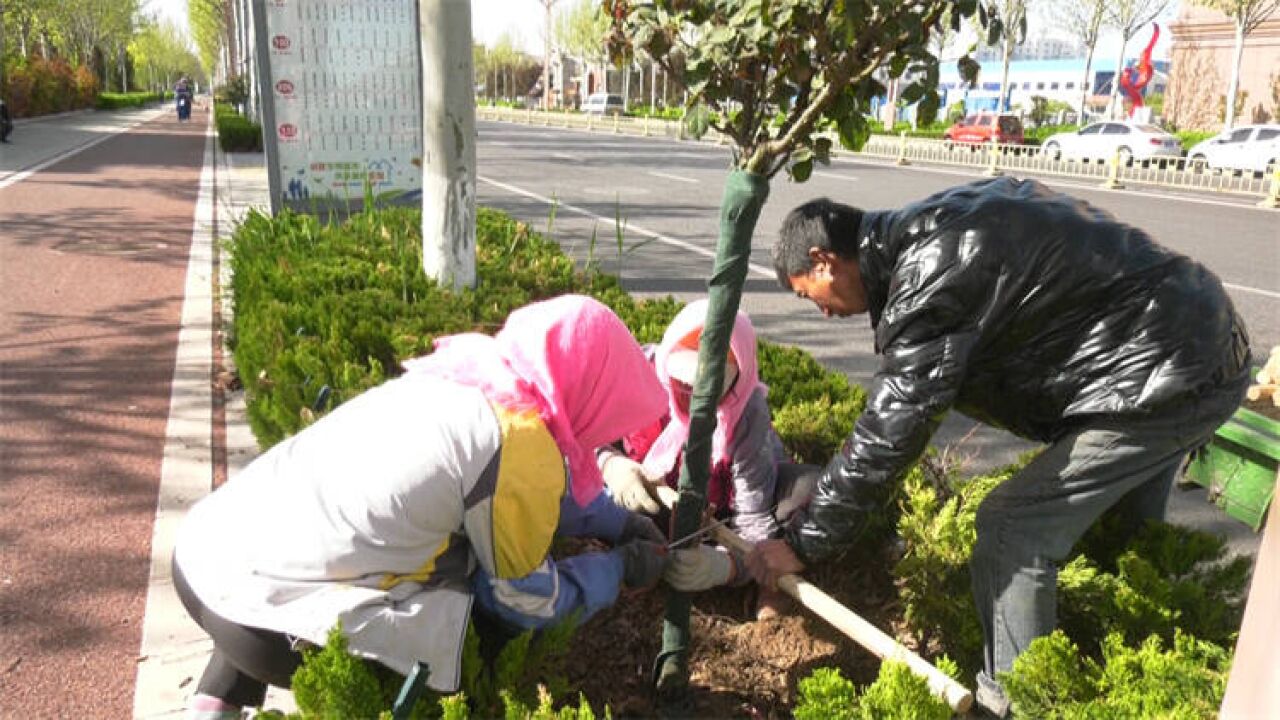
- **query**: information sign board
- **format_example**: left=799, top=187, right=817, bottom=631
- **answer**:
left=252, top=0, right=422, bottom=214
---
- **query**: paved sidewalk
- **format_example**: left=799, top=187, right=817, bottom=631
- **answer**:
left=130, top=135, right=296, bottom=717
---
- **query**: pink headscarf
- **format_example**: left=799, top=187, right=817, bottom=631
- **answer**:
left=642, top=299, right=764, bottom=479
left=404, top=295, right=666, bottom=506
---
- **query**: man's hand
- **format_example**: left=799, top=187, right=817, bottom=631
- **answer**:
left=746, top=539, right=805, bottom=591
left=615, top=541, right=669, bottom=590
left=664, top=545, right=739, bottom=592
left=602, top=452, right=663, bottom=514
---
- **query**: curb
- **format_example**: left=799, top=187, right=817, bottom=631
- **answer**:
left=131, top=116, right=293, bottom=717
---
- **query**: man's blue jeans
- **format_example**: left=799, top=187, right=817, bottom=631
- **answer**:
left=969, top=376, right=1248, bottom=715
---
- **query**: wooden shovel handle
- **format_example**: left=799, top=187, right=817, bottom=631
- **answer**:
left=703, top=518, right=974, bottom=712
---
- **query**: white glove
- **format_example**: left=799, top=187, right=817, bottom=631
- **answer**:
left=664, top=545, right=740, bottom=592
left=655, top=484, right=680, bottom=510
left=602, top=452, right=663, bottom=514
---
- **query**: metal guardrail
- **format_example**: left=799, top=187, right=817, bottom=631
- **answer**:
left=477, top=105, right=1280, bottom=207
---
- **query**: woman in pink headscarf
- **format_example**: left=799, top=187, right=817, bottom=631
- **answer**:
left=174, top=295, right=670, bottom=718
left=597, top=299, right=817, bottom=617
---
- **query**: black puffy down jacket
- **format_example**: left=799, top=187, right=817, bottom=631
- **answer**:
left=788, top=177, right=1251, bottom=563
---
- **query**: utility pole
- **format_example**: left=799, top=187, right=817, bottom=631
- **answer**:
left=539, top=0, right=557, bottom=109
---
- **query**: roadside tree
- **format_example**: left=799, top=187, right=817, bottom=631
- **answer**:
left=1052, top=0, right=1107, bottom=119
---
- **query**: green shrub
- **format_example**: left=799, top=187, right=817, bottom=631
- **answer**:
left=771, top=396, right=862, bottom=464
left=1058, top=520, right=1250, bottom=655
left=276, top=615, right=590, bottom=719
left=229, top=203, right=856, bottom=453
left=96, top=91, right=165, bottom=110
left=1176, top=130, right=1216, bottom=153
left=289, top=625, right=407, bottom=718
left=757, top=341, right=860, bottom=410
left=1024, top=124, right=1078, bottom=145
left=215, top=102, right=264, bottom=152
left=793, top=660, right=955, bottom=720
left=1000, top=630, right=1231, bottom=718
left=4, top=58, right=98, bottom=117
left=894, top=462, right=1015, bottom=672
left=216, top=74, right=251, bottom=107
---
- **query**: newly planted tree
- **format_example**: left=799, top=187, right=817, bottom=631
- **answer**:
left=603, top=0, right=999, bottom=705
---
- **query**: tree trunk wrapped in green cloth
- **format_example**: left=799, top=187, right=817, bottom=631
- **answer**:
left=604, top=0, right=1002, bottom=708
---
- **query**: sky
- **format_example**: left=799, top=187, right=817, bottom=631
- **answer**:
left=141, top=0, right=1178, bottom=62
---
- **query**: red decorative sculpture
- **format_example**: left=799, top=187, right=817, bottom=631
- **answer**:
left=1119, top=24, right=1159, bottom=117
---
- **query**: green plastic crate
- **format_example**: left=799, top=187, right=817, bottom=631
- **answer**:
left=1183, top=406, right=1280, bottom=531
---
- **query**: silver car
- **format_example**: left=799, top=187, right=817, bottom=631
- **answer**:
left=1041, top=121, right=1183, bottom=166
left=1186, top=124, right=1280, bottom=175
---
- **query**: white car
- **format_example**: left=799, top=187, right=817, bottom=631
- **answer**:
left=582, top=93, right=625, bottom=116
left=1041, top=121, right=1183, bottom=165
left=1186, top=124, right=1280, bottom=174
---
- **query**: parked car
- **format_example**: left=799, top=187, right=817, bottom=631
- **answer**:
left=943, top=112, right=1025, bottom=145
left=1186, top=124, right=1280, bottom=175
left=582, top=93, right=625, bottom=116
left=1041, top=121, right=1182, bottom=165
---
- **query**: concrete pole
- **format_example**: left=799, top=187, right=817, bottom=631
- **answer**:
left=420, top=0, right=477, bottom=290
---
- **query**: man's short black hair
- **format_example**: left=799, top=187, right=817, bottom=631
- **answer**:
left=771, top=198, right=864, bottom=289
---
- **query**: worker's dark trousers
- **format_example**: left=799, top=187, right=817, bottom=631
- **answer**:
left=969, top=370, right=1249, bottom=715
left=172, top=557, right=302, bottom=707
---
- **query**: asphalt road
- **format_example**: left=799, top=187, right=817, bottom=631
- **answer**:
left=475, top=119, right=1278, bottom=554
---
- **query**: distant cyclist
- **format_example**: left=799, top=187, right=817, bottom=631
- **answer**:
left=175, top=76, right=193, bottom=122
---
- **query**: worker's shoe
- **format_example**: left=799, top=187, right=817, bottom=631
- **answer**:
left=973, top=672, right=1011, bottom=718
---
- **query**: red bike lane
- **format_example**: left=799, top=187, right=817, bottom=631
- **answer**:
left=0, top=108, right=209, bottom=717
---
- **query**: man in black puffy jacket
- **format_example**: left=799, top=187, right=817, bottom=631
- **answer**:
left=747, top=177, right=1251, bottom=716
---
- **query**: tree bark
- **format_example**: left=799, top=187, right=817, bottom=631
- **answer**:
left=1224, top=22, right=1245, bottom=129
left=999, top=40, right=1013, bottom=112
left=1108, top=35, right=1129, bottom=119
left=419, top=0, right=477, bottom=290
left=1079, top=44, right=1096, bottom=120
left=650, top=61, right=656, bottom=108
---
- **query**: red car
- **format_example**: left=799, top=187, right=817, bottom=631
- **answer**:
left=943, top=112, right=1025, bottom=145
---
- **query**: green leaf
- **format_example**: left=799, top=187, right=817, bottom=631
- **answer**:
left=837, top=114, right=870, bottom=152
left=789, top=155, right=814, bottom=182
left=986, top=17, right=1003, bottom=47
left=916, top=92, right=940, bottom=127
left=900, top=83, right=926, bottom=104
left=958, top=55, right=981, bottom=89
left=814, top=137, right=832, bottom=165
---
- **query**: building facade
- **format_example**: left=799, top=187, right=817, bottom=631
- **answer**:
left=936, top=57, right=1168, bottom=116
left=1167, top=4, right=1280, bottom=130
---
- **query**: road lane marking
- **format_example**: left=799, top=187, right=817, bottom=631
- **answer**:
left=551, top=152, right=576, bottom=161
left=647, top=170, right=698, bottom=183
left=814, top=171, right=859, bottom=181
left=1223, top=283, right=1280, bottom=300
left=478, top=175, right=774, bottom=279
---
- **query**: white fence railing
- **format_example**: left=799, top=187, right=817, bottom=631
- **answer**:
left=476, top=105, right=1280, bottom=208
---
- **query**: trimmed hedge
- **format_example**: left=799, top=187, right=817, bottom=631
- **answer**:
left=227, top=203, right=864, bottom=463
left=97, top=91, right=166, bottom=110
left=215, top=102, right=263, bottom=152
